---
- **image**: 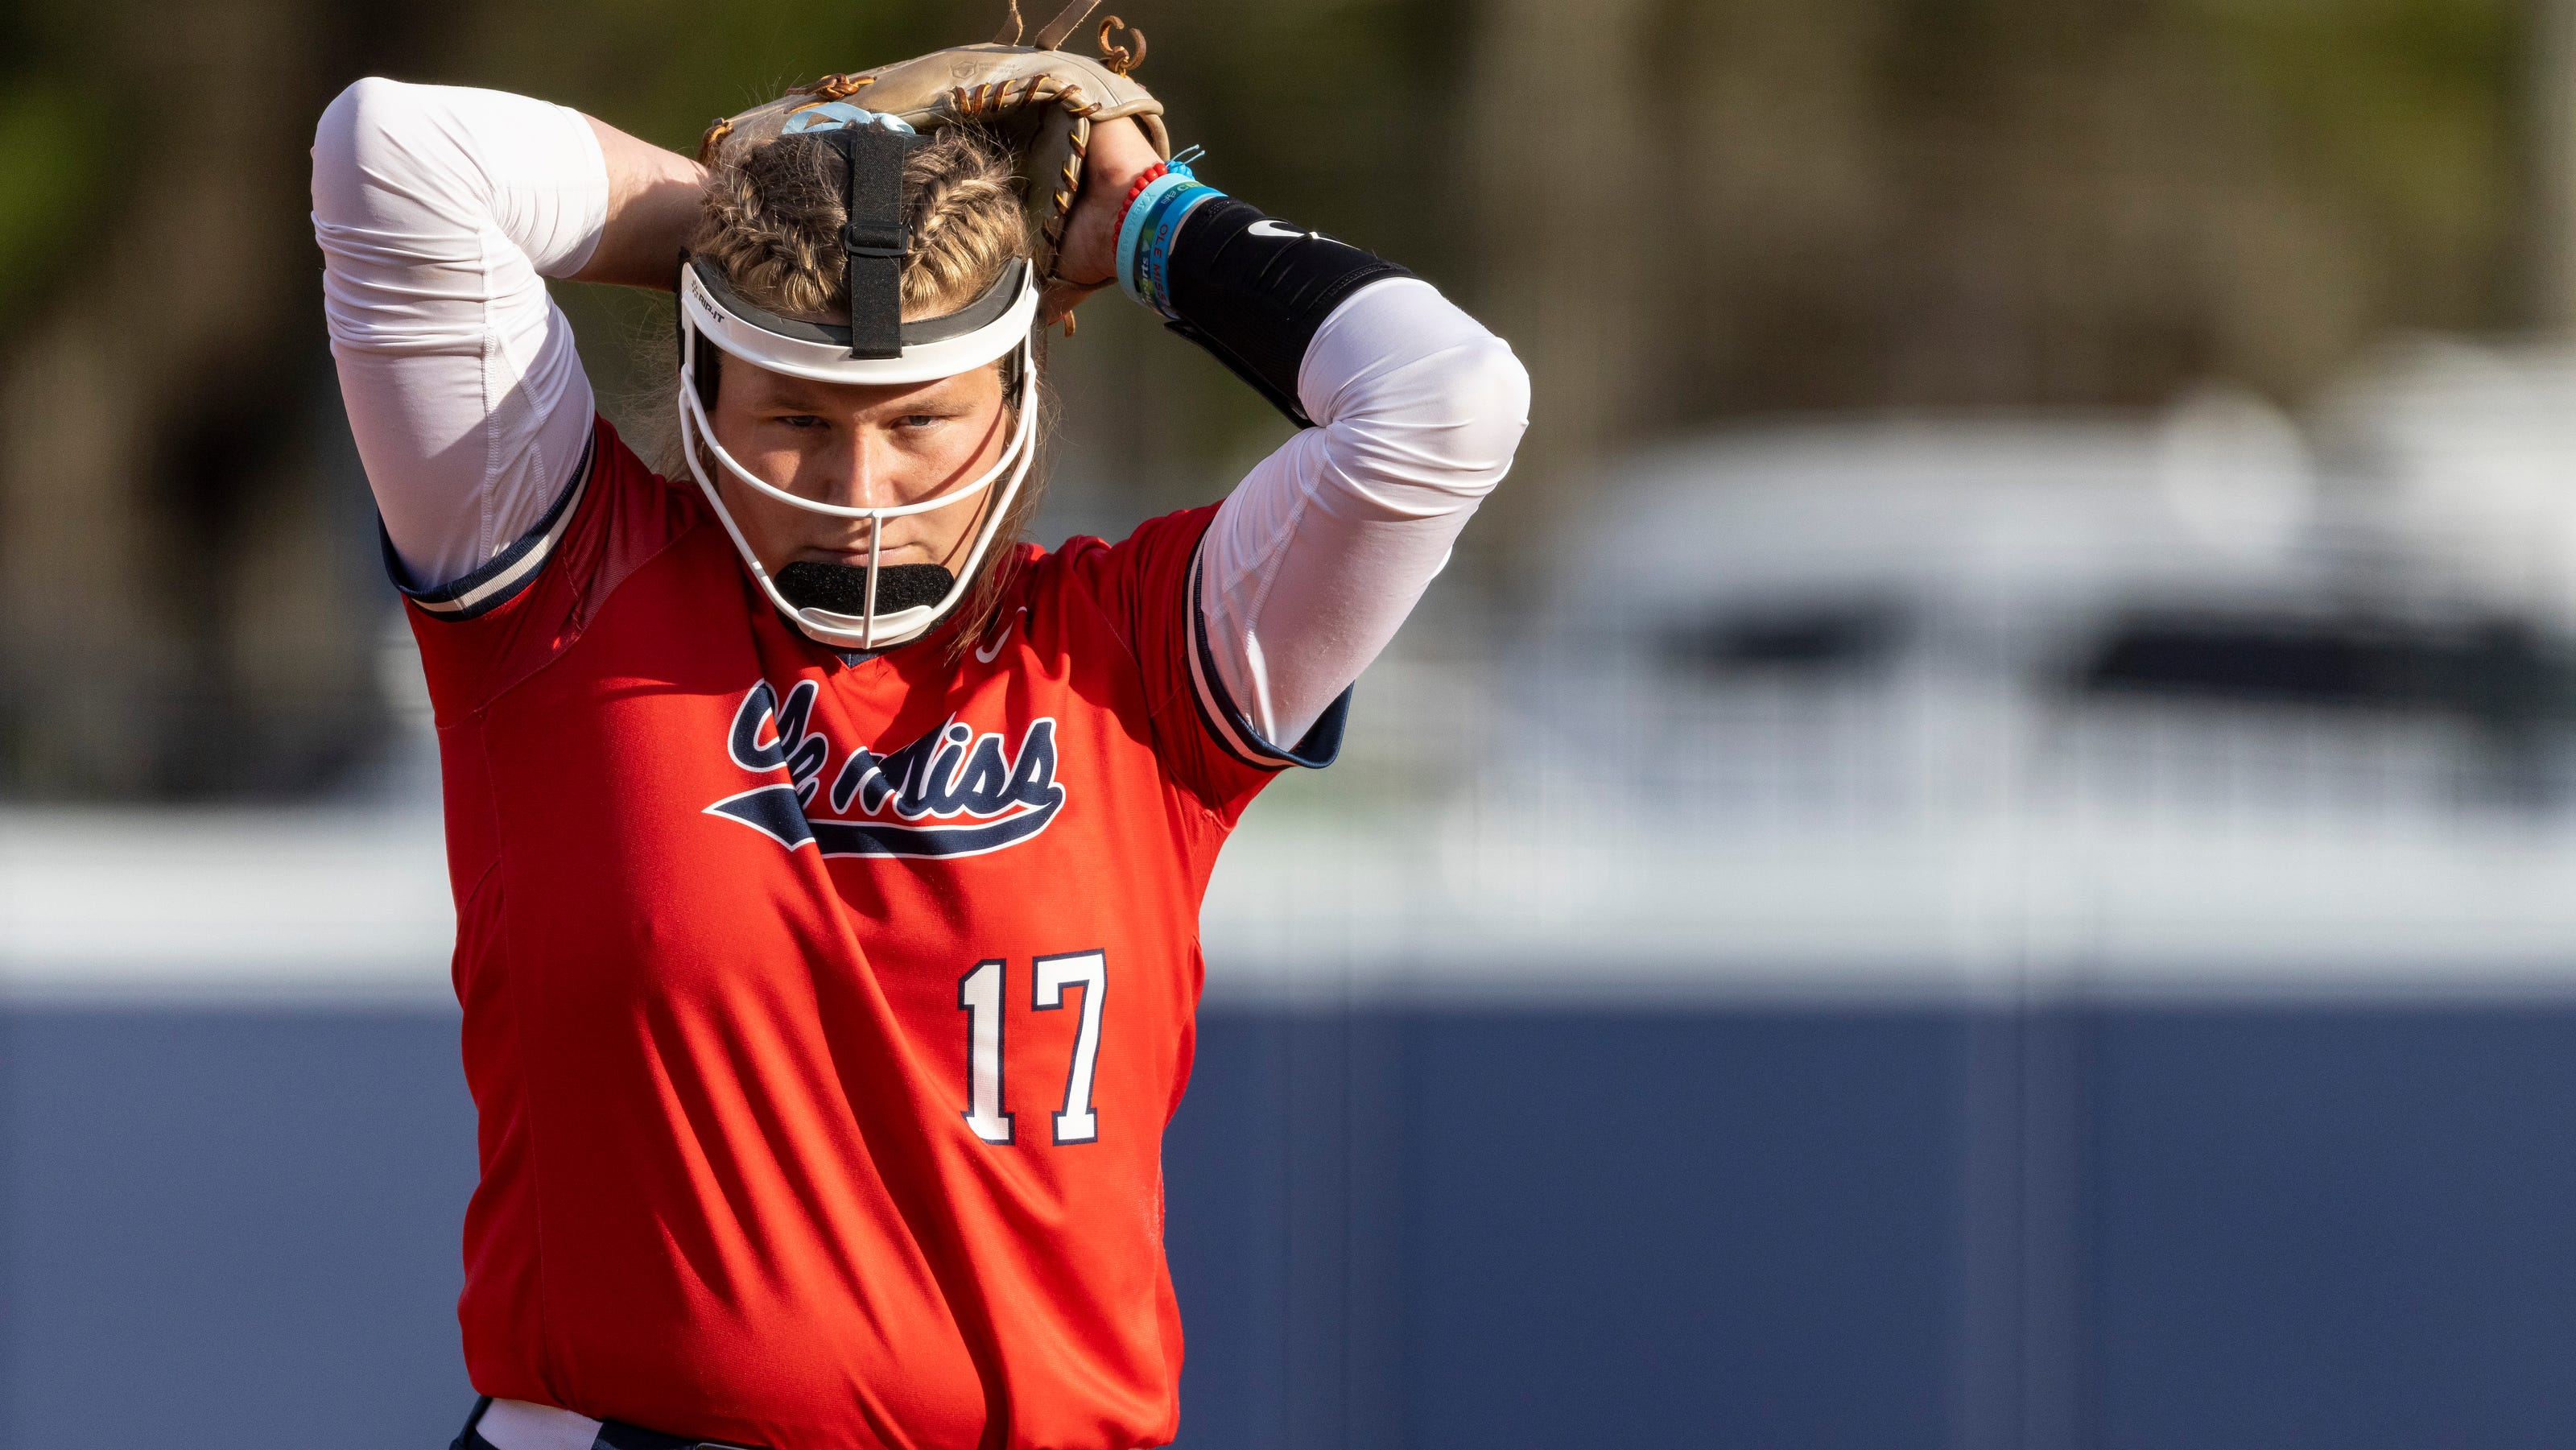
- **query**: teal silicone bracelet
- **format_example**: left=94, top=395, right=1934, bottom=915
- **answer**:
left=1117, top=170, right=1202, bottom=305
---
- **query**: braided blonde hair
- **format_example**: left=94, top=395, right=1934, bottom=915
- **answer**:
left=681, top=125, right=1046, bottom=658
left=693, top=126, right=1028, bottom=320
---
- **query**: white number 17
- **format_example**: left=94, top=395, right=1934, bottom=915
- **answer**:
left=957, top=951, right=1106, bottom=1147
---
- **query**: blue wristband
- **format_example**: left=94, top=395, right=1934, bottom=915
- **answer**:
left=1136, top=186, right=1220, bottom=318
left=1117, top=170, right=1212, bottom=304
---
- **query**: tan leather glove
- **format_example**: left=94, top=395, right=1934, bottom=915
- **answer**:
left=696, top=0, right=1170, bottom=291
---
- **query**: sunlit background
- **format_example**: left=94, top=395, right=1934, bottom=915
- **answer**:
left=8, top=0, right=2576, bottom=1444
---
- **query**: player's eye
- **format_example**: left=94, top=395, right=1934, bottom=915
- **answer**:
left=895, top=413, right=943, bottom=430
left=774, top=413, right=827, bottom=430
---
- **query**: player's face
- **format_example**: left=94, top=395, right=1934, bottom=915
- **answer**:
left=708, top=357, right=1012, bottom=579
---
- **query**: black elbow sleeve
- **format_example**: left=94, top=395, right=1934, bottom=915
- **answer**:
left=1159, top=198, right=1412, bottom=428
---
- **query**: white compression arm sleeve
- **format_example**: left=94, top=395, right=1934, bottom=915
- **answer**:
left=312, top=78, right=607, bottom=589
left=1195, top=278, right=1531, bottom=750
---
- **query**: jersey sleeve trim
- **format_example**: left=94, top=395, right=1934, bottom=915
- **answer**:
left=1183, top=542, right=1349, bottom=771
left=382, top=429, right=594, bottom=622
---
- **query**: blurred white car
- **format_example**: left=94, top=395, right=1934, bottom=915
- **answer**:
left=1519, top=394, right=2576, bottom=827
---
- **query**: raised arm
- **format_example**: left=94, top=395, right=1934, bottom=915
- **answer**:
left=1195, top=279, right=1526, bottom=750
left=311, top=79, right=700, bottom=591
left=1058, top=122, right=1530, bottom=754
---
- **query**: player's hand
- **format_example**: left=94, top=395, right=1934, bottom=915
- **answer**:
left=1042, top=116, right=1160, bottom=324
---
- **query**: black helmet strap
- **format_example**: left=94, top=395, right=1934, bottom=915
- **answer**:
left=819, top=123, right=923, bottom=361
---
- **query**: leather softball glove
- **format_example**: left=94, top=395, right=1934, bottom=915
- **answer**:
left=696, top=0, right=1170, bottom=293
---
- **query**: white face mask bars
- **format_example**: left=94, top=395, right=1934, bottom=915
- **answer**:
left=675, top=324, right=1040, bottom=651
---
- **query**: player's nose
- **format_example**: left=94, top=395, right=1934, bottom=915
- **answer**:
left=809, top=428, right=898, bottom=510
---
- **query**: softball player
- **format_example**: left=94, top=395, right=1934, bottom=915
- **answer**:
left=311, top=15, right=1525, bottom=1448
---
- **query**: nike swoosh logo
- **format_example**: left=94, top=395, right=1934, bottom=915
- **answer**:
left=1248, top=219, right=1321, bottom=242
left=975, top=609, right=1025, bottom=664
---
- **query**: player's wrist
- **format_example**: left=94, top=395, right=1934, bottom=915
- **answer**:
left=1045, top=116, right=1162, bottom=294
left=1084, top=114, right=1162, bottom=201
left=1116, top=155, right=1219, bottom=317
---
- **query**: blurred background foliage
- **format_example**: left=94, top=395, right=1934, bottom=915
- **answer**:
left=0, top=0, right=2556, bottom=800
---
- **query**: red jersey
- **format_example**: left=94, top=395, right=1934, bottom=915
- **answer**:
left=402, top=419, right=1337, bottom=1450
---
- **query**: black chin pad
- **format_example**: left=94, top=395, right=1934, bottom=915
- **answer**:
left=774, top=560, right=956, bottom=616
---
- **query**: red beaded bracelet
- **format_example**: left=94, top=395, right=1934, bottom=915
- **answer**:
left=1114, top=162, right=1172, bottom=235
